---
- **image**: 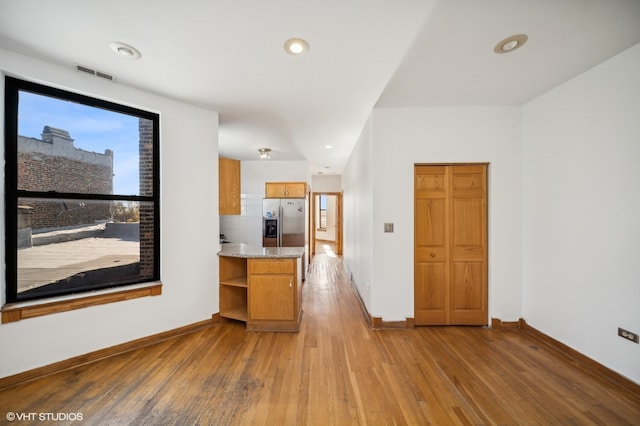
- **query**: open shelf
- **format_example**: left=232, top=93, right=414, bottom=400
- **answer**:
left=220, top=260, right=248, bottom=323
left=220, top=277, right=248, bottom=288
left=221, top=305, right=248, bottom=322
left=220, top=256, right=247, bottom=288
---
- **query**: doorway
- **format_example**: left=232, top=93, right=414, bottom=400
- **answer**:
left=311, top=192, right=343, bottom=257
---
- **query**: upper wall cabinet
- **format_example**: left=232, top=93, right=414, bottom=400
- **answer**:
left=265, top=182, right=307, bottom=198
left=219, top=157, right=241, bottom=215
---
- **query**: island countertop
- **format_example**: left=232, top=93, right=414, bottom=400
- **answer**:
left=218, top=243, right=305, bottom=259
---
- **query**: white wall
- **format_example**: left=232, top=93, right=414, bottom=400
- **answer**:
left=522, top=43, right=640, bottom=384
left=0, top=48, right=220, bottom=379
left=342, top=116, right=375, bottom=310
left=343, top=106, right=523, bottom=322
left=311, top=174, right=342, bottom=192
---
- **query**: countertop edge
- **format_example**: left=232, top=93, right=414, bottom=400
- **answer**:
left=218, top=243, right=305, bottom=259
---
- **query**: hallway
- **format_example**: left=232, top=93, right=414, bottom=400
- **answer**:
left=1, top=254, right=639, bottom=424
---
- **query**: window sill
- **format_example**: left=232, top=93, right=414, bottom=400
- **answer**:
left=1, top=283, right=162, bottom=324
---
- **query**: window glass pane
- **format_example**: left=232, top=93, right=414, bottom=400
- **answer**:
left=319, top=195, right=327, bottom=229
left=17, top=197, right=155, bottom=297
left=17, top=91, right=145, bottom=196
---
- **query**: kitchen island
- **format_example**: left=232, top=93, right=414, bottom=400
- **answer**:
left=218, top=243, right=304, bottom=332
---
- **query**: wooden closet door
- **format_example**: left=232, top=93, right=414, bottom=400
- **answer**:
left=449, top=165, right=487, bottom=325
left=415, top=166, right=449, bottom=325
left=414, top=164, right=487, bottom=325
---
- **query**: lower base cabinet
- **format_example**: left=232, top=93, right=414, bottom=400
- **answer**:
left=249, top=276, right=295, bottom=321
left=219, top=256, right=302, bottom=332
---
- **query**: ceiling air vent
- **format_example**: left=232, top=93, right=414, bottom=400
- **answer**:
left=75, top=65, right=116, bottom=82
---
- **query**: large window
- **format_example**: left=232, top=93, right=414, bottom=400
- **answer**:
left=4, top=77, right=160, bottom=303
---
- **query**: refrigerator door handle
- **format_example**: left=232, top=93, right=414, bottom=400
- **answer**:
left=278, top=205, right=283, bottom=247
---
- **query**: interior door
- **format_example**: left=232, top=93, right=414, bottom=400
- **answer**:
left=414, top=164, right=487, bottom=325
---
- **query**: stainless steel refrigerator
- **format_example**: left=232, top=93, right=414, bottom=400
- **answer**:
left=262, top=198, right=307, bottom=276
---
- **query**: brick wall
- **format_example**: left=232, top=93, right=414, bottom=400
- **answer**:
left=138, top=118, right=155, bottom=279
left=18, top=127, right=113, bottom=229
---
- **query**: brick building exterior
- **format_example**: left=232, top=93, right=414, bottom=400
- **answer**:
left=18, top=126, right=113, bottom=229
left=138, top=118, right=155, bottom=279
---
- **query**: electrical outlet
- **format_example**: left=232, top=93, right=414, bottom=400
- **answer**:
left=618, top=327, right=639, bottom=343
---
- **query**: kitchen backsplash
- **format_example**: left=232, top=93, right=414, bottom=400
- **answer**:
left=219, top=193, right=262, bottom=246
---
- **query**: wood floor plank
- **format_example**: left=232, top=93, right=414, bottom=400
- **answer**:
left=1, top=253, right=639, bottom=425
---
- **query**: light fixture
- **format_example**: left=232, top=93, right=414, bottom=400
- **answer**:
left=110, top=42, right=142, bottom=59
left=284, top=38, right=310, bottom=55
left=494, top=34, right=528, bottom=54
left=324, top=145, right=333, bottom=149
left=258, top=148, right=271, bottom=159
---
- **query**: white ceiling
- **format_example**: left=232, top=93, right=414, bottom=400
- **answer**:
left=1, top=0, right=639, bottom=175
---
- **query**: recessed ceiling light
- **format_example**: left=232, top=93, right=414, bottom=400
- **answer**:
left=325, top=145, right=333, bottom=149
left=110, top=42, right=142, bottom=59
left=284, top=38, right=309, bottom=55
left=494, top=34, right=528, bottom=54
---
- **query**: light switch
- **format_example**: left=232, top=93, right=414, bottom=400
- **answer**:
left=384, top=223, right=394, bottom=233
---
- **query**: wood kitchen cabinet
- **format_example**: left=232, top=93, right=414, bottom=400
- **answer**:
left=265, top=182, right=307, bottom=198
left=248, top=258, right=302, bottom=331
left=219, top=157, right=241, bottom=215
left=218, top=248, right=303, bottom=332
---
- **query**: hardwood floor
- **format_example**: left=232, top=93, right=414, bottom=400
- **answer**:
left=1, top=254, right=639, bottom=425
left=314, top=239, right=337, bottom=257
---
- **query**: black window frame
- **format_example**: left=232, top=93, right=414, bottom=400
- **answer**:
left=4, top=76, right=160, bottom=303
